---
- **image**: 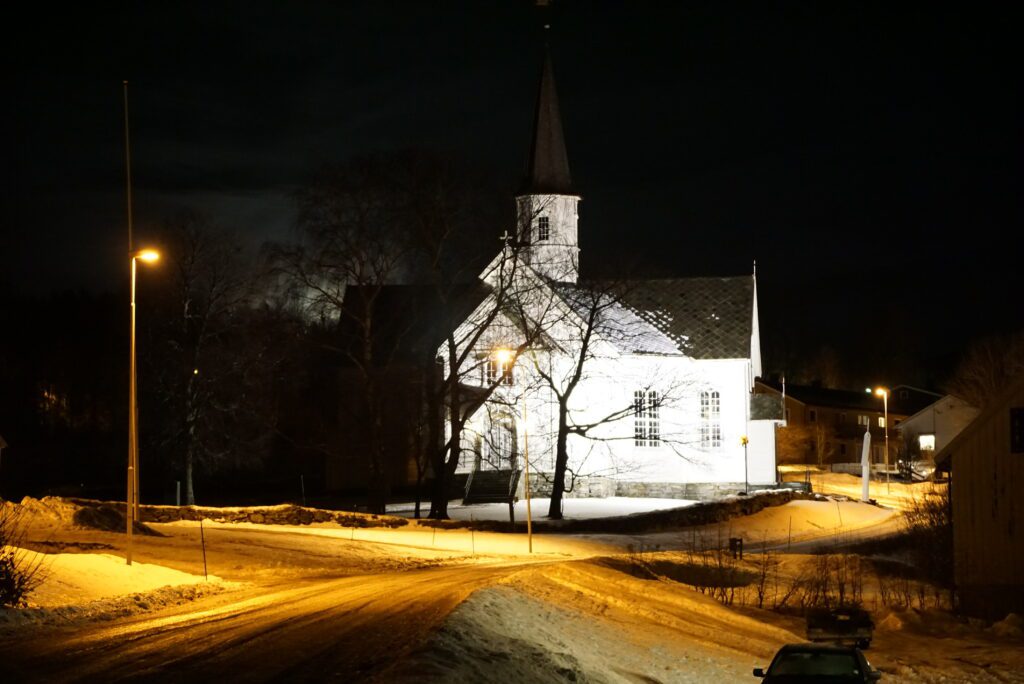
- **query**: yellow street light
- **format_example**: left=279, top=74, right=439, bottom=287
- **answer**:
left=491, top=346, right=531, bottom=552
left=869, top=387, right=890, bottom=492
left=127, top=248, right=160, bottom=565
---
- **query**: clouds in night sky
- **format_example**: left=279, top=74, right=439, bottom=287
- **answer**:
left=6, top=1, right=1021, bottom=384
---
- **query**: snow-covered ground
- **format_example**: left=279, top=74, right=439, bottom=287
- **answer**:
left=3, top=494, right=1022, bottom=682
left=386, top=496, right=698, bottom=522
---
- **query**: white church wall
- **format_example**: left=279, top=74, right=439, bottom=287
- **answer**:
left=541, top=354, right=754, bottom=485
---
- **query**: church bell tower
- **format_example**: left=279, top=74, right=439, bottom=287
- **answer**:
left=516, top=49, right=580, bottom=283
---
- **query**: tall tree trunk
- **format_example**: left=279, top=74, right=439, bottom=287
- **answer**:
left=185, top=443, right=195, bottom=506
left=429, top=341, right=463, bottom=519
left=548, top=402, right=569, bottom=519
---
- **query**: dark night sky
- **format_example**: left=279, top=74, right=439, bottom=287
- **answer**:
left=6, top=1, right=1022, bottom=388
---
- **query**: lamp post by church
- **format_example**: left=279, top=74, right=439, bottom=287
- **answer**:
left=741, top=436, right=749, bottom=494
left=494, top=347, right=532, bottom=553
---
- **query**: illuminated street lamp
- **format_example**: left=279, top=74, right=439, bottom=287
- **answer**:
left=867, top=386, right=890, bottom=493
left=492, top=347, right=532, bottom=552
left=127, top=248, right=159, bottom=565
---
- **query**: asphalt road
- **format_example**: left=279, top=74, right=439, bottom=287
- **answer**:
left=1, top=561, right=524, bottom=683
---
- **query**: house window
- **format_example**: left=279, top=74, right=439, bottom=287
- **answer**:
left=840, top=443, right=847, bottom=457
left=877, top=416, right=886, bottom=428
left=700, top=390, right=721, bottom=449
left=857, top=415, right=870, bottom=427
left=808, top=409, right=817, bottom=423
left=486, top=355, right=514, bottom=386
left=919, top=434, right=935, bottom=451
left=634, top=390, right=660, bottom=447
left=838, top=412, right=846, bottom=424
left=537, top=216, right=550, bottom=241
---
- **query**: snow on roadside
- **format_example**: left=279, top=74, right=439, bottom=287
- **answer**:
left=15, top=547, right=227, bottom=607
left=0, top=582, right=229, bottom=633
left=386, top=585, right=752, bottom=683
left=1, top=545, right=235, bottom=632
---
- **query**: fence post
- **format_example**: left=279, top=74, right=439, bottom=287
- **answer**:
left=199, top=518, right=208, bottom=581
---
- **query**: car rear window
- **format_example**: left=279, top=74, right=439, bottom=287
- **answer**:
left=770, top=651, right=861, bottom=676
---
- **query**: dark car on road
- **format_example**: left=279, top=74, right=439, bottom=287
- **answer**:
left=753, top=643, right=882, bottom=682
left=806, top=607, right=874, bottom=649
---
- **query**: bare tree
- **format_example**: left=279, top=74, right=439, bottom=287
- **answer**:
left=506, top=277, right=698, bottom=519
left=268, top=156, right=421, bottom=513
left=144, top=212, right=273, bottom=505
left=270, top=150, right=513, bottom=517
left=427, top=243, right=553, bottom=518
left=944, top=331, right=1024, bottom=409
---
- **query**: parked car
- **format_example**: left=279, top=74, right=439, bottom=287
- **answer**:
left=806, top=607, right=874, bottom=649
left=753, top=643, right=882, bottom=682
left=896, top=458, right=935, bottom=482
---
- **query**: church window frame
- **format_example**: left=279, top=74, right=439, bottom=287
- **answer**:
left=537, top=216, right=550, bottom=241
left=485, top=355, right=514, bottom=386
left=634, top=390, right=660, bottom=447
left=700, top=389, right=722, bottom=449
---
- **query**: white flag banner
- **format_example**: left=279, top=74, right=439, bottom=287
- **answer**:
left=861, top=428, right=872, bottom=502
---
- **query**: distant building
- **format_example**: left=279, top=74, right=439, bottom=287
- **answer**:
left=934, top=374, right=1024, bottom=620
left=897, top=394, right=979, bottom=460
left=755, top=380, right=940, bottom=468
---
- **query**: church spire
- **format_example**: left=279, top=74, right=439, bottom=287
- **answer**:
left=514, top=36, right=580, bottom=283
left=519, top=48, right=573, bottom=196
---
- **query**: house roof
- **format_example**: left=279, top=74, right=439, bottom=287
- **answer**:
left=934, top=372, right=1024, bottom=469
left=557, top=276, right=755, bottom=359
left=758, top=380, right=939, bottom=416
left=518, top=49, right=574, bottom=196
left=897, top=393, right=975, bottom=429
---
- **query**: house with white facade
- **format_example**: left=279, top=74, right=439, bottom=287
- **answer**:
left=446, top=51, right=779, bottom=502
left=898, top=394, right=979, bottom=460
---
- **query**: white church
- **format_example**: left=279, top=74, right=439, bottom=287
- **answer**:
left=446, top=51, right=780, bottom=503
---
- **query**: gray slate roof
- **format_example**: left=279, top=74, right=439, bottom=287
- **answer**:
left=556, top=276, right=755, bottom=359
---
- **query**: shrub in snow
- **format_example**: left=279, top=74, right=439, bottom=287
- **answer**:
left=901, top=486, right=952, bottom=587
left=1, top=503, right=45, bottom=607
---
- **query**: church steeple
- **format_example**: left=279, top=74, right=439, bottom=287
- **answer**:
left=520, top=49, right=573, bottom=195
left=516, top=46, right=581, bottom=284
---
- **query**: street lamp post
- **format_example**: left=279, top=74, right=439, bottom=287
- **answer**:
left=741, top=436, right=749, bottom=494
left=867, top=387, right=890, bottom=494
left=128, top=248, right=159, bottom=565
left=494, top=347, right=532, bottom=553
left=876, top=388, right=889, bottom=492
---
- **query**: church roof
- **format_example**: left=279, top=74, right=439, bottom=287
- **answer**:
left=518, top=49, right=574, bottom=196
left=560, top=277, right=755, bottom=359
